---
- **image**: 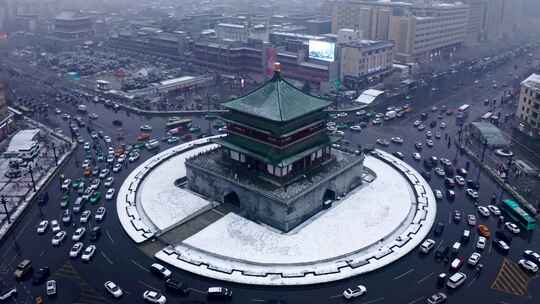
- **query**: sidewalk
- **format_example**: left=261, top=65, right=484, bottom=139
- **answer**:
left=0, top=117, right=77, bottom=242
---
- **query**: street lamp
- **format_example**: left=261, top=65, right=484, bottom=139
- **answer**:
left=27, top=164, right=36, bottom=192
left=51, top=142, right=58, bottom=165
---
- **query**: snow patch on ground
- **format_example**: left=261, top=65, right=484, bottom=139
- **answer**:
left=183, top=156, right=412, bottom=263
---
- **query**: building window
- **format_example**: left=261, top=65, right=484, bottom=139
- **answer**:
left=231, top=150, right=240, bottom=161
left=267, top=164, right=274, bottom=175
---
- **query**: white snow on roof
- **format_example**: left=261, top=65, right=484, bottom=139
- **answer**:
left=6, top=129, right=40, bottom=152
left=521, top=73, right=540, bottom=91
left=183, top=156, right=412, bottom=264
left=159, top=76, right=195, bottom=86
left=354, top=89, right=385, bottom=105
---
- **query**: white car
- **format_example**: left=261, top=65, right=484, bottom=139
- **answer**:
left=61, top=178, right=71, bottom=190
left=143, top=290, right=167, bottom=304
left=51, top=220, right=60, bottom=233
left=69, top=242, right=84, bottom=258
left=104, top=136, right=112, bottom=143
left=80, top=210, right=91, bottom=223
left=468, top=252, right=482, bottom=266
left=466, top=188, right=479, bottom=199
left=99, top=169, right=110, bottom=179
left=95, top=207, right=106, bottom=221
left=46, top=280, right=57, bottom=296
left=440, top=122, right=447, bottom=129
left=476, top=236, right=487, bottom=250
left=518, top=259, right=539, bottom=273
left=455, top=175, right=465, bottom=186
left=104, top=176, right=114, bottom=187
left=104, top=281, right=123, bottom=298
left=81, top=245, right=96, bottom=262
left=113, top=163, right=122, bottom=173
left=72, top=227, right=86, bottom=241
left=52, top=231, right=67, bottom=246
left=477, top=206, right=490, bottom=217
left=420, top=239, right=436, bottom=254
left=434, top=190, right=443, bottom=200
left=505, top=222, right=520, bottom=234
left=446, top=272, right=467, bottom=289
left=488, top=205, right=501, bottom=215
left=342, top=285, right=367, bottom=299
left=82, top=159, right=91, bottom=168
left=105, top=188, right=115, bottom=200
left=413, top=153, right=421, bottom=160
left=350, top=125, right=362, bottom=132
left=37, top=220, right=49, bottom=234
left=107, top=156, right=115, bottom=164
left=413, top=120, right=422, bottom=127
left=391, top=137, right=404, bottom=144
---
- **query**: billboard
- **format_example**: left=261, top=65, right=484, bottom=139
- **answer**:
left=308, top=40, right=335, bottom=62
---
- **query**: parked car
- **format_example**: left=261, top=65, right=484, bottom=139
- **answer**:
left=150, top=263, right=172, bottom=279
left=505, top=222, right=520, bottom=234
left=51, top=231, right=67, bottom=246
left=165, top=278, right=190, bottom=295
left=518, top=259, right=539, bottom=273
left=468, top=253, right=481, bottom=266
left=426, top=292, right=447, bottom=304
left=342, top=285, right=367, bottom=299
left=143, top=290, right=167, bottom=304
left=80, top=210, right=91, bottom=223
left=46, top=280, right=56, bottom=296
left=467, top=214, right=477, bottom=226
left=494, top=239, right=510, bottom=254
left=104, top=281, right=123, bottom=298
left=446, top=272, right=467, bottom=289
left=81, top=245, right=97, bottom=262
left=37, top=220, right=49, bottom=234
left=524, top=250, right=540, bottom=264
left=14, top=259, right=32, bottom=280
left=69, top=242, right=84, bottom=258
left=51, top=220, right=60, bottom=233
left=420, top=239, right=436, bottom=254
left=477, top=206, right=490, bottom=217
left=476, top=236, right=487, bottom=250
left=95, top=207, right=106, bottom=221
left=0, top=286, right=17, bottom=301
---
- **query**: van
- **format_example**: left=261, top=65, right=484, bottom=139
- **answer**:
left=446, top=272, right=467, bottom=288
left=145, top=139, right=160, bottom=150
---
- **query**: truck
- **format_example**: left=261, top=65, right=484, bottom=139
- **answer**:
left=384, top=111, right=396, bottom=120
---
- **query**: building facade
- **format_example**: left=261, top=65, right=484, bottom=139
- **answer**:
left=389, top=2, right=469, bottom=62
left=339, top=40, right=394, bottom=86
left=483, top=0, right=524, bottom=41
left=215, top=23, right=249, bottom=42
left=516, top=74, right=540, bottom=139
left=0, top=82, right=15, bottom=142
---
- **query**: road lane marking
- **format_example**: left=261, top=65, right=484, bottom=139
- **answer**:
left=100, top=250, right=114, bottom=264
left=251, top=299, right=266, bottom=302
left=211, top=208, right=225, bottom=216
left=138, top=280, right=159, bottom=291
left=105, top=229, right=114, bottom=244
left=407, top=296, right=425, bottom=304
left=393, top=268, right=414, bottom=280
left=435, top=239, right=444, bottom=251
left=417, top=272, right=434, bottom=284
left=39, top=250, right=45, bottom=257
left=131, top=259, right=150, bottom=272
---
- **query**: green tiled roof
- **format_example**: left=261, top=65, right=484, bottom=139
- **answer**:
left=223, top=73, right=333, bottom=122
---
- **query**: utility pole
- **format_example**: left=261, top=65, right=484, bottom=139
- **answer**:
left=1, top=196, right=10, bottom=223
left=28, top=164, right=36, bottom=192
left=52, top=142, right=58, bottom=165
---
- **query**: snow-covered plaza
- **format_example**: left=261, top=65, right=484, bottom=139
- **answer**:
left=117, top=138, right=437, bottom=285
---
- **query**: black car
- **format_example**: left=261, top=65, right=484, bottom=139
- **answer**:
left=32, top=267, right=50, bottom=285
left=445, top=177, right=455, bottom=188
left=466, top=179, right=480, bottom=190
left=495, top=230, right=512, bottom=244
left=89, top=226, right=101, bottom=241
left=165, top=278, right=190, bottom=295
left=435, top=246, right=450, bottom=261
left=434, top=222, right=445, bottom=236
left=493, top=239, right=511, bottom=254
left=207, top=287, right=232, bottom=299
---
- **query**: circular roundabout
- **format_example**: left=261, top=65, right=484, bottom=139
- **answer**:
left=117, top=137, right=437, bottom=285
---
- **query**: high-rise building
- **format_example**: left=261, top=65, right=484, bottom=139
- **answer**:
left=483, top=0, right=524, bottom=41
left=339, top=39, right=394, bottom=87
left=461, top=0, right=487, bottom=43
left=516, top=74, right=540, bottom=139
left=331, top=1, right=393, bottom=40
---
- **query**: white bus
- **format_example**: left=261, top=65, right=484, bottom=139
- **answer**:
left=457, top=104, right=470, bottom=113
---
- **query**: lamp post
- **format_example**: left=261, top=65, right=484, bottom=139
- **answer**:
left=1, top=196, right=10, bottom=224
left=476, top=138, right=488, bottom=185
left=28, top=164, right=36, bottom=192
left=51, top=142, right=58, bottom=165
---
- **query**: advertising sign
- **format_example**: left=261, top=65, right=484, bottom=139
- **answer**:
left=308, top=40, right=335, bottom=62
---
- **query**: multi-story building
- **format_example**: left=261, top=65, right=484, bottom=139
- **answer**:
left=0, top=81, right=15, bottom=142
left=389, top=2, right=469, bottom=62
left=216, top=23, right=249, bottom=42
left=483, top=0, right=524, bottom=41
left=516, top=74, right=540, bottom=139
left=339, top=40, right=394, bottom=88
left=53, top=11, right=93, bottom=40
left=109, top=31, right=189, bottom=59
left=461, top=0, right=487, bottom=42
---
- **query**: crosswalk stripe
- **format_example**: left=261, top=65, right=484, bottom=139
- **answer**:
left=491, top=258, right=529, bottom=296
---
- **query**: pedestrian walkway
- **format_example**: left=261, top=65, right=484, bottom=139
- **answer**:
left=491, top=258, right=530, bottom=297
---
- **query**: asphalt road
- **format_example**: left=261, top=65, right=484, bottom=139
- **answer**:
left=1, top=45, right=540, bottom=304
